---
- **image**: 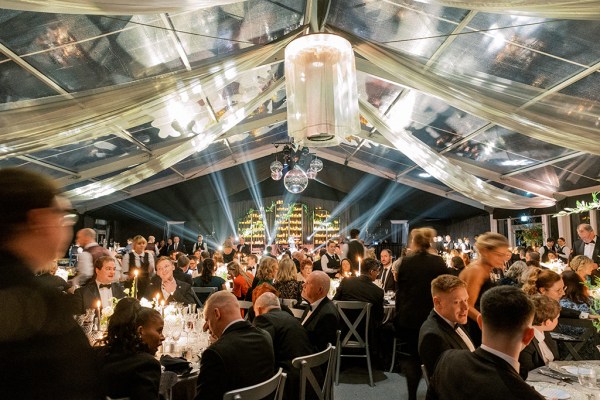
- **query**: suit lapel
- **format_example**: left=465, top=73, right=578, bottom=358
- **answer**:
left=303, top=297, right=329, bottom=326
left=431, top=311, right=470, bottom=350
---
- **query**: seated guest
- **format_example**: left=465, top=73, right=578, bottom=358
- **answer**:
left=174, top=255, right=193, bottom=285
left=297, top=258, right=313, bottom=282
left=518, top=294, right=560, bottom=379
left=73, top=255, right=125, bottom=314
left=560, top=270, right=596, bottom=316
left=188, top=255, right=200, bottom=278
left=333, top=257, right=384, bottom=327
left=570, top=255, right=597, bottom=284
left=428, top=286, right=544, bottom=400
left=378, top=249, right=396, bottom=292
left=245, top=256, right=278, bottom=301
left=193, top=258, right=227, bottom=300
left=525, top=250, right=541, bottom=268
left=448, top=256, right=465, bottom=276
left=35, top=260, right=68, bottom=292
left=254, top=292, right=314, bottom=399
left=522, top=268, right=584, bottom=319
left=96, top=298, right=164, bottom=400
left=146, top=256, right=201, bottom=306
left=227, top=261, right=254, bottom=300
left=335, top=258, right=353, bottom=280
left=301, top=271, right=340, bottom=352
left=196, top=291, right=275, bottom=400
left=498, top=260, right=528, bottom=287
left=274, top=258, right=303, bottom=302
left=246, top=253, right=258, bottom=274
left=419, top=275, right=475, bottom=379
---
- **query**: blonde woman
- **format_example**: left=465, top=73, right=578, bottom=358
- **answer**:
left=227, top=261, right=254, bottom=300
left=245, top=256, right=279, bottom=301
left=569, top=255, right=596, bottom=283
left=274, top=258, right=303, bottom=302
left=459, top=232, right=509, bottom=347
left=222, top=238, right=235, bottom=263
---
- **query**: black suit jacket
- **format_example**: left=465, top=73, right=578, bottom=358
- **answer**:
left=195, top=320, right=275, bottom=400
left=237, top=243, right=251, bottom=255
left=395, top=252, right=447, bottom=329
left=518, top=331, right=559, bottom=379
left=418, top=310, right=473, bottom=377
left=572, top=235, right=600, bottom=280
left=73, top=281, right=126, bottom=314
left=333, top=275, right=384, bottom=327
left=378, top=266, right=396, bottom=292
left=146, top=276, right=201, bottom=307
left=346, top=239, right=365, bottom=270
left=168, top=242, right=187, bottom=254
left=427, top=348, right=545, bottom=400
left=254, top=309, right=315, bottom=398
left=0, top=251, right=101, bottom=400
left=302, top=296, right=340, bottom=352
left=173, top=267, right=193, bottom=285
left=95, top=348, right=161, bottom=400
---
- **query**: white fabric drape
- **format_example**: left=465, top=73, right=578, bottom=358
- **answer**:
left=0, top=0, right=247, bottom=15
left=359, top=98, right=556, bottom=209
left=64, top=78, right=285, bottom=203
left=333, top=27, right=600, bottom=156
left=0, top=29, right=300, bottom=158
left=410, top=0, right=600, bottom=20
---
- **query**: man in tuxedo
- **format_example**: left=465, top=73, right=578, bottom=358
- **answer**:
left=0, top=168, right=101, bottom=399
left=418, top=275, right=475, bottom=379
left=572, top=224, right=600, bottom=277
left=333, top=258, right=384, bottom=327
left=174, top=255, right=193, bottom=285
left=196, top=291, right=275, bottom=400
left=192, top=234, right=208, bottom=254
left=321, top=240, right=341, bottom=277
left=236, top=236, right=251, bottom=256
left=73, top=255, right=126, bottom=314
left=169, top=236, right=187, bottom=254
left=146, top=257, right=201, bottom=307
left=301, top=271, right=339, bottom=352
left=254, top=292, right=314, bottom=398
left=346, top=228, right=365, bottom=272
left=427, top=286, right=543, bottom=400
left=378, top=249, right=396, bottom=292
left=443, top=235, right=454, bottom=253
left=555, top=237, right=570, bottom=262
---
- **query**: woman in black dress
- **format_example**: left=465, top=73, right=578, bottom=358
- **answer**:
left=96, top=298, right=165, bottom=400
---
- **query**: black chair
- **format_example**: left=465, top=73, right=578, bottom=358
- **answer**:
left=238, top=300, right=254, bottom=320
left=223, top=367, right=287, bottom=400
left=192, top=286, right=217, bottom=304
left=334, top=301, right=374, bottom=387
left=555, top=318, right=597, bottom=360
left=292, top=343, right=336, bottom=400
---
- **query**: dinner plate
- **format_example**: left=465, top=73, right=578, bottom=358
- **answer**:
left=537, top=387, right=571, bottom=400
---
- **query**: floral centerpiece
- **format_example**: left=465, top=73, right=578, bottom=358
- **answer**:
left=519, top=224, right=542, bottom=248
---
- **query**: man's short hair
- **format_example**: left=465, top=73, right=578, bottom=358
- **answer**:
left=431, top=274, right=466, bottom=296
left=380, top=249, right=392, bottom=257
left=530, top=294, right=560, bottom=325
left=361, top=258, right=380, bottom=274
left=557, top=237, right=565, bottom=242
left=255, top=292, right=281, bottom=311
left=350, top=229, right=360, bottom=238
left=200, top=251, right=210, bottom=260
left=266, top=246, right=272, bottom=252
left=327, top=240, right=336, bottom=247
left=247, top=254, right=258, bottom=263
left=577, top=223, right=594, bottom=233
left=300, top=258, right=313, bottom=269
left=480, top=286, right=534, bottom=335
left=94, top=255, right=114, bottom=271
left=546, top=238, right=555, bottom=243
left=177, top=255, right=190, bottom=269
left=79, top=228, right=96, bottom=240
left=188, top=255, right=199, bottom=262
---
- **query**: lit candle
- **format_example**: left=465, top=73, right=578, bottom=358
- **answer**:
left=160, top=300, right=165, bottom=318
left=357, top=257, right=361, bottom=277
left=154, top=293, right=159, bottom=307
left=133, top=269, right=139, bottom=299
left=96, top=300, right=102, bottom=330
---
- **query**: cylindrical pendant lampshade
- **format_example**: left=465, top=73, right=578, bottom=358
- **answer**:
left=285, top=34, right=360, bottom=147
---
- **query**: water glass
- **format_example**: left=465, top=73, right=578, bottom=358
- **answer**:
left=577, top=367, right=597, bottom=388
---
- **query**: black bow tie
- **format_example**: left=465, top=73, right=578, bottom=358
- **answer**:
left=586, top=240, right=595, bottom=245
left=99, top=283, right=111, bottom=289
left=454, top=323, right=461, bottom=331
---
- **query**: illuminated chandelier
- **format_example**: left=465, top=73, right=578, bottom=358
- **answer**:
left=285, top=33, right=360, bottom=147
left=270, top=145, right=322, bottom=194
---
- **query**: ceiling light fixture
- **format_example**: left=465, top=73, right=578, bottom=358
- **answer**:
left=270, top=145, right=321, bottom=193
left=285, top=34, right=360, bottom=147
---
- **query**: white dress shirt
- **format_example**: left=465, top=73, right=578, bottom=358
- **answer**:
left=97, top=281, right=113, bottom=309
left=584, top=241, right=595, bottom=260
left=480, top=344, right=520, bottom=373
left=434, top=310, right=475, bottom=351
left=533, top=328, right=554, bottom=364
left=302, top=297, right=325, bottom=325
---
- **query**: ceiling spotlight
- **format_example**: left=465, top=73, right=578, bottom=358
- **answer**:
left=418, top=172, right=431, bottom=178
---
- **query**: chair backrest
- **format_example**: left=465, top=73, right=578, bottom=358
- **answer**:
left=223, top=368, right=287, bottom=400
left=281, top=298, right=298, bottom=308
left=193, top=286, right=217, bottom=304
left=238, top=300, right=254, bottom=320
left=290, top=307, right=306, bottom=319
left=292, top=343, right=335, bottom=400
left=333, top=301, right=371, bottom=349
left=159, top=371, right=178, bottom=400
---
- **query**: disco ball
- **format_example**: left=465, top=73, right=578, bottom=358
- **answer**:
left=271, top=170, right=283, bottom=181
left=270, top=160, right=283, bottom=172
left=309, top=158, right=323, bottom=172
left=307, top=168, right=317, bottom=179
left=284, top=166, right=308, bottom=194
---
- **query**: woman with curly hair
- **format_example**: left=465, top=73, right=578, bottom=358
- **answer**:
left=274, top=258, right=303, bottom=302
left=245, top=256, right=279, bottom=301
left=96, top=297, right=165, bottom=400
left=569, top=255, right=597, bottom=284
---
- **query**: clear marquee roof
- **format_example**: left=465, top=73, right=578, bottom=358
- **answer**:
left=0, top=0, right=599, bottom=215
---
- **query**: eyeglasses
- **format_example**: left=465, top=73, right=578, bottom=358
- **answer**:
left=551, top=286, right=566, bottom=293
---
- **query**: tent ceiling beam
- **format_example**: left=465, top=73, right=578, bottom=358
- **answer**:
left=501, top=151, right=585, bottom=178
left=16, top=155, right=77, bottom=176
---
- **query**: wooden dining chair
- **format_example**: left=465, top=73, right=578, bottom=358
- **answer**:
left=292, top=343, right=336, bottom=400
